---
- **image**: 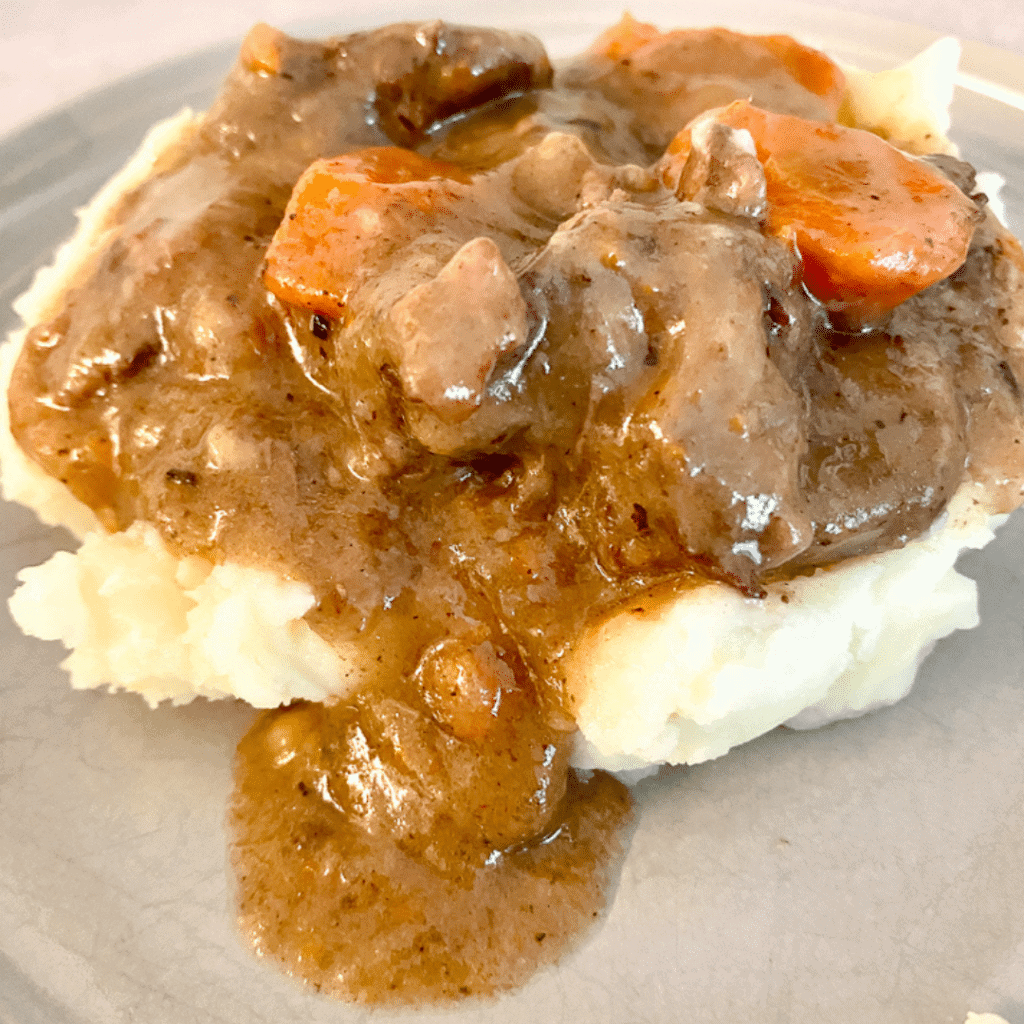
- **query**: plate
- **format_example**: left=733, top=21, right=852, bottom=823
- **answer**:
left=2, top=3, right=1024, bottom=1022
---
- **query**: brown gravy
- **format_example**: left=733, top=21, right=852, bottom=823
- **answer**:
left=233, top=701, right=630, bottom=1001
left=8, top=17, right=1024, bottom=1002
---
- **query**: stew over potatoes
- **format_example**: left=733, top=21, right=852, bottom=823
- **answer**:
left=8, top=17, right=1024, bottom=1001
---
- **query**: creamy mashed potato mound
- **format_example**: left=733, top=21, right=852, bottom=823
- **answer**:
left=568, top=485, right=1001, bottom=770
left=1, top=36, right=1011, bottom=775
left=842, top=36, right=960, bottom=156
left=7, top=521, right=360, bottom=707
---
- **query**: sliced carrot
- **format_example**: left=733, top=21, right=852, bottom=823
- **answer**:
left=664, top=101, right=979, bottom=319
left=755, top=34, right=846, bottom=114
left=264, top=147, right=471, bottom=319
left=589, top=18, right=846, bottom=119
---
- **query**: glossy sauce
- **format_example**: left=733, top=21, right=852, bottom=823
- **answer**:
left=233, top=700, right=630, bottom=1001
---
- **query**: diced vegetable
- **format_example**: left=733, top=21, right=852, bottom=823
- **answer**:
left=590, top=16, right=846, bottom=118
left=588, top=12, right=663, bottom=59
left=240, top=23, right=283, bottom=76
left=664, top=101, right=979, bottom=319
left=264, top=148, right=470, bottom=319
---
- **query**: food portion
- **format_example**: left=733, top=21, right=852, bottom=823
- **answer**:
left=662, top=100, right=980, bottom=320
left=4, top=14, right=1024, bottom=1003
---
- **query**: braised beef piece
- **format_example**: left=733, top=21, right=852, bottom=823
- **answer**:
left=368, top=22, right=553, bottom=145
left=673, top=119, right=768, bottom=219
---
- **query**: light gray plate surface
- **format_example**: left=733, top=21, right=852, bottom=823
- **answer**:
left=2, top=3, right=1024, bottom=1022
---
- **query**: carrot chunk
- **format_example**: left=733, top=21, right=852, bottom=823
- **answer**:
left=665, top=101, right=979, bottom=319
left=589, top=16, right=846, bottom=118
left=756, top=34, right=846, bottom=112
left=264, top=148, right=471, bottom=319
left=240, top=23, right=284, bottom=76
left=589, top=13, right=664, bottom=60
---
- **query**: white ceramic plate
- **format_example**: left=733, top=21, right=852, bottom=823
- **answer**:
left=2, top=3, right=1024, bottom=1022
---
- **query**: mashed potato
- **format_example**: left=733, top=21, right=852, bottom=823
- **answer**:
left=567, top=484, right=1002, bottom=770
left=2, top=37, right=1012, bottom=774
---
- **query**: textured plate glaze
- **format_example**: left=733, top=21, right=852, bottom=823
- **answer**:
left=2, top=3, right=1023, bottom=1022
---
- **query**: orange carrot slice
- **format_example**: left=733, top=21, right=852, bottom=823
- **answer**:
left=264, top=147, right=470, bottom=319
left=665, top=101, right=979, bottom=319
left=589, top=16, right=846, bottom=119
